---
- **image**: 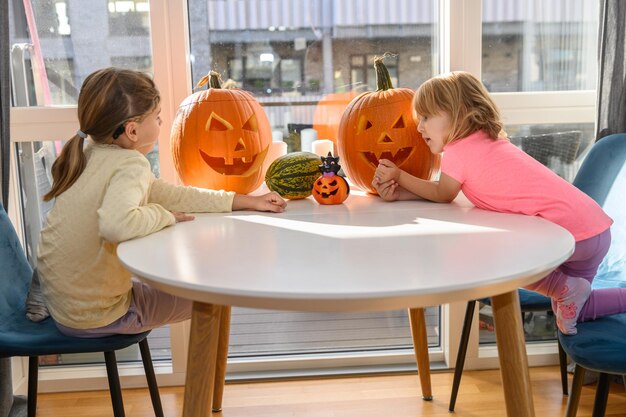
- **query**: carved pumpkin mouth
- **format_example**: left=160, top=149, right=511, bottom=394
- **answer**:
left=317, top=189, right=339, bottom=198
left=360, top=146, right=414, bottom=168
left=199, top=146, right=269, bottom=176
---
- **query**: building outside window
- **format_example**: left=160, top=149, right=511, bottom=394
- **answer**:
left=108, top=0, right=150, bottom=36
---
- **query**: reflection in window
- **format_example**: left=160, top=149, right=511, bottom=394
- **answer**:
left=108, top=0, right=150, bottom=36
left=482, top=0, right=599, bottom=92
left=45, top=58, right=77, bottom=104
left=192, top=0, right=437, bottom=136
left=11, top=1, right=153, bottom=106
left=189, top=0, right=440, bottom=360
left=503, top=123, right=595, bottom=183
left=111, top=56, right=152, bottom=73
left=10, top=0, right=162, bottom=367
left=30, top=0, right=71, bottom=38
left=351, top=54, right=399, bottom=91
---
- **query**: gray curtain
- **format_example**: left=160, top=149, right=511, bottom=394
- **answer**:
left=1, top=5, right=26, bottom=417
left=0, top=0, right=11, bottom=411
left=596, top=0, right=626, bottom=140
left=1, top=0, right=10, bottom=209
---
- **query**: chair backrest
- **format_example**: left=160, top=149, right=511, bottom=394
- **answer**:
left=573, top=134, right=626, bottom=289
left=513, top=130, right=582, bottom=166
left=0, top=204, right=32, bottom=323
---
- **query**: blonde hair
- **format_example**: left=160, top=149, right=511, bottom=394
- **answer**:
left=413, top=71, right=504, bottom=144
left=44, top=67, right=160, bottom=201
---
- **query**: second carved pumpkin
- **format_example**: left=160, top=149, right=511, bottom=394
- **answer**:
left=171, top=71, right=272, bottom=194
left=337, top=57, right=439, bottom=193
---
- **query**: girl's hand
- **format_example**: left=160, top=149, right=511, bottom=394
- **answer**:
left=171, top=211, right=195, bottom=222
left=372, top=177, right=400, bottom=201
left=375, top=159, right=400, bottom=183
left=253, top=192, right=287, bottom=213
left=232, top=192, right=287, bottom=213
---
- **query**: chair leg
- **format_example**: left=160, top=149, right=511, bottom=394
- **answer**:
left=592, top=373, right=610, bottom=417
left=27, top=356, right=38, bottom=417
left=558, top=340, right=569, bottom=396
left=449, top=300, right=476, bottom=412
left=138, top=338, right=164, bottom=417
left=566, top=364, right=586, bottom=417
left=104, top=351, right=126, bottom=417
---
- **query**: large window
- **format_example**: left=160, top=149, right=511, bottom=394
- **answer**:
left=8, top=0, right=163, bottom=371
left=482, top=0, right=597, bottom=92
left=478, top=0, right=598, bottom=345
left=187, top=0, right=441, bottom=366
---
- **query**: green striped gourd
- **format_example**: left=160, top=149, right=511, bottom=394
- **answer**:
left=265, top=152, right=321, bottom=199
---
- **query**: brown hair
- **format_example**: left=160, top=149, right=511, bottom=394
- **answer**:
left=43, top=67, right=160, bottom=201
left=413, top=71, right=504, bottom=144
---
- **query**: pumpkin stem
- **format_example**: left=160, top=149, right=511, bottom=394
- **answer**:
left=195, top=71, right=223, bottom=90
left=374, top=56, right=394, bottom=91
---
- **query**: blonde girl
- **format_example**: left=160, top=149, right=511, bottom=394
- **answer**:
left=373, top=71, right=624, bottom=335
left=38, top=67, right=286, bottom=337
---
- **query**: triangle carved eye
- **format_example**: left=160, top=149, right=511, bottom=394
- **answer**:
left=357, top=115, right=373, bottom=133
left=206, top=112, right=233, bottom=132
left=392, top=115, right=405, bottom=129
left=242, top=114, right=258, bottom=132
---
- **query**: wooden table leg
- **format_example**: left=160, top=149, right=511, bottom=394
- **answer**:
left=183, top=302, right=222, bottom=417
left=491, top=291, right=535, bottom=417
left=408, top=307, right=433, bottom=400
left=212, top=306, right=231, bottom=412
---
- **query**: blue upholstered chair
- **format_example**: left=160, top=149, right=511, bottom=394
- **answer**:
left=558, top=133, right=626, bottom=417
left=449, top=290, right=568, bottom=411
left=0, top=203, right=163, bottom=417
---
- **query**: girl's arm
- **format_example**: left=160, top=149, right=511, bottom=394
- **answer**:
left=150, top=179, right=285, bottom=213
left=372, top=178, right=421, bottom=201
left=376, top=158, right=461, bottom=203
left=99, top=156, right=176, bottom=243
left=148, top=178, right=235, bottom=213
left=232, top=192, right=286, bottom=212
left=397, top=171, right=461, bottom=203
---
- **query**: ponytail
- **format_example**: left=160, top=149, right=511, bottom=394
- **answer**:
left=43, top=134, right=87, bottom=201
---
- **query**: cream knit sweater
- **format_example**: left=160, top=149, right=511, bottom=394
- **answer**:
left=37, top=143, right=235, bottom=329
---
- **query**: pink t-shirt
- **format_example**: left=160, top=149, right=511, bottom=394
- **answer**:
left=442, top=130, right=612, bottom=241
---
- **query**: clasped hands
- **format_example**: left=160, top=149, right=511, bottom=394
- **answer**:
left=372, top=159, right=401, bottom=201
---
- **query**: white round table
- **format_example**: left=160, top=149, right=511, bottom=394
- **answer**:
left=118, top=191, right=574, bottom=417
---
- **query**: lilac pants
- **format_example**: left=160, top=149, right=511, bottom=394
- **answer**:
left=56, top=278, right=193, bottom=338
left=525, top=228, right=626, bottom=322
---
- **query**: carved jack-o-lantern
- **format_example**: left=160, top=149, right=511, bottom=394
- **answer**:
left=337, top=57, right=439, bottom=193
left=312, top=153, right=350, bottom=205
left=171, top=71, right=272, bottom=194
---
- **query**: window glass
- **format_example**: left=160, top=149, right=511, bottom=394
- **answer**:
left=506, top=122, right=594, bottom=182
left=188, top=0, right=441, bottom=358
left=482, top=0, right=599, bottom=92
left=10, top=0, right=163, bottom=366
left=478, top=302, right=558, bottom=344
left=9, top=0, right=153, bottom=107
left=108, top=0, right=151, bottom=36
left=479, top=1, right=598, bottom=348
left=479, top=121, right=595, bottom=345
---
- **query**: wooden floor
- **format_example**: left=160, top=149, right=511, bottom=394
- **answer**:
left=35, top=366, right=626, bottom=417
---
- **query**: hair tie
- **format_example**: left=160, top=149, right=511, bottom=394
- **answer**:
left=76, top=130, right=88, bottom=139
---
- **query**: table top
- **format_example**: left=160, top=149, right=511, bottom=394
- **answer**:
left=117, top=190, right=574, bottom=312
